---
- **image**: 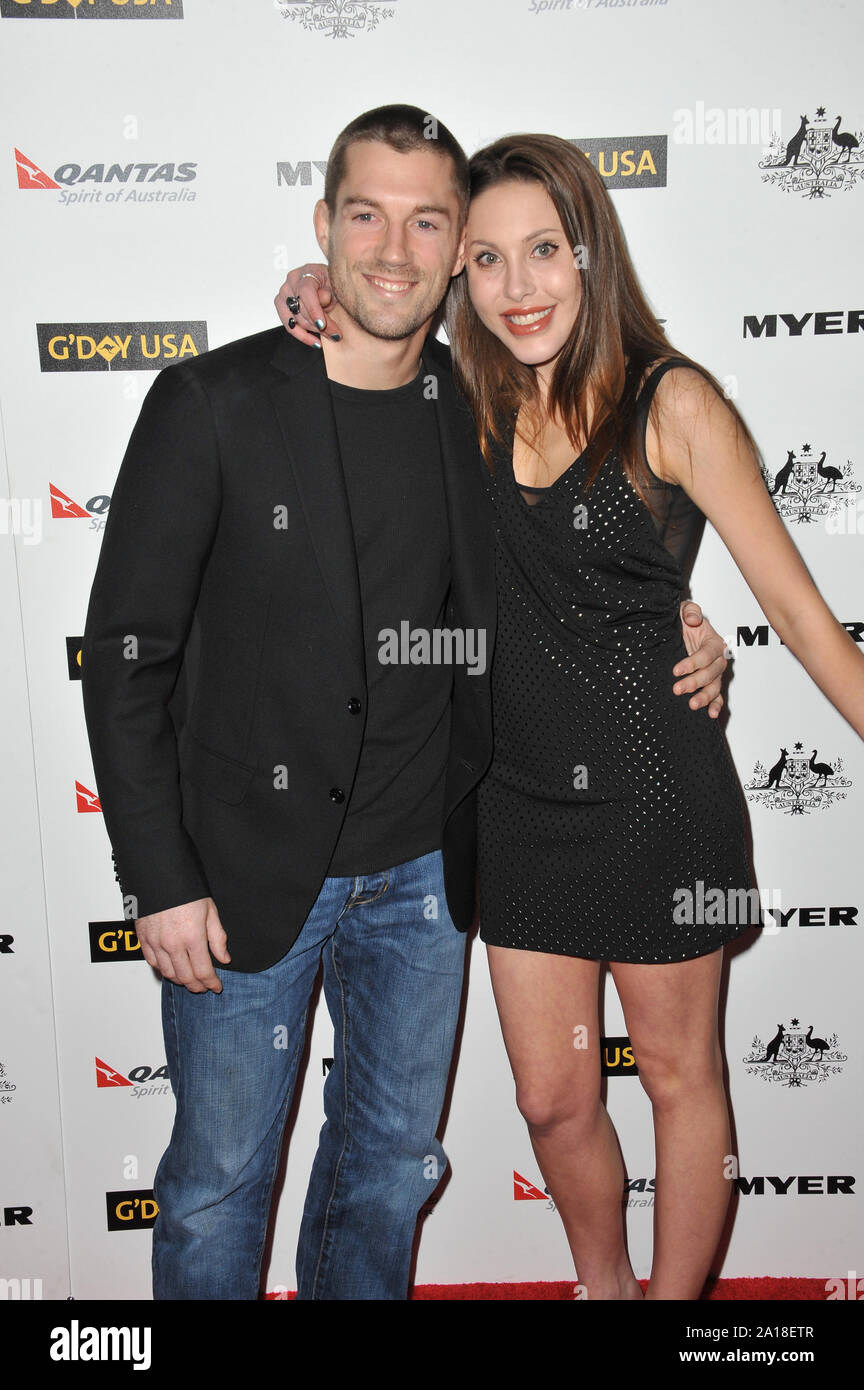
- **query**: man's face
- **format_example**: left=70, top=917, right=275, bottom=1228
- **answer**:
left=314, top=140, right=466, bottom=341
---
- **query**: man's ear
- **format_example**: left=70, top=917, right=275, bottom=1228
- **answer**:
left=451, top=226, right=467, bottom=278
left=313, top=198, right=330, bottom=257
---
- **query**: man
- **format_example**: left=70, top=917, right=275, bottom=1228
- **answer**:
left=81, top=105, right=728, bottom=1301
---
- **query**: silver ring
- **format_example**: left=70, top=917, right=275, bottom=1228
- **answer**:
left=299, top=272, right=322, bottom=287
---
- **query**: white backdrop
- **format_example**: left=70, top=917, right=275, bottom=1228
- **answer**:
left=0, top=0, right=861, bottom=1300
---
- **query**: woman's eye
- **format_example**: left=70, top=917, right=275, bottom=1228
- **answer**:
left=475, top=252, right=499, bottom=267
left=534, top=241, right=559, bottom=258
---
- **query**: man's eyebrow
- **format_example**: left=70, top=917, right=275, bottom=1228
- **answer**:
left=468, top=227, right=561, bottom=249
left=342, top=196, right=452, bottom=218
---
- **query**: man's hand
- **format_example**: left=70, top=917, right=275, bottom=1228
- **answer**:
left=673, top=600, right=729, bottom=718
left=275, top=263, right=337, bottom=347
left=135, top=897, right=231, bottom=994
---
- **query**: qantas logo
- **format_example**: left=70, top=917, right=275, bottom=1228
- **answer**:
left=15, top=149, right=59, bottom=189
left=513, top=1171, right=548, bottom=1201
left=50, top=484, right=111, bottom=533
left=95, top=1057, right=132, bottom=1089
left=96, top=1057, right=170, bottom=1093
left=75, top=781, right=101, bottom=813
left=50, top=484, right=93, bottom=520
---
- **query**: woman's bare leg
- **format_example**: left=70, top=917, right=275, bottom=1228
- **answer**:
left=486, top=944, right=642, bottom=1300
left=611, top=949, right=729, bottom=1300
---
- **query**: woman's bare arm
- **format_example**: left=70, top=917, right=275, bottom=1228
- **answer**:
left=650, top=368, right=864, bottom=739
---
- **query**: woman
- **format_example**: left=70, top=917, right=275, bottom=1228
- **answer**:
left=275, top=134, right=864, bottom=1299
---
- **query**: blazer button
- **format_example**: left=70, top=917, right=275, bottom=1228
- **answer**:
left=347, top=697, right=361, bottom=714
left=329, top=787, right=345, bottom=803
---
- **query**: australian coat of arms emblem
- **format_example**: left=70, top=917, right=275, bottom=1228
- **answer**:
left=745, top=741, right=850, bottom=814
left=744, top=1017, right=847, bottom=1087
left=763, top=443, right=860, bottom=525
left=759, top=107, right=863, bottom=198
left=275, top=0, right=397, bottom=39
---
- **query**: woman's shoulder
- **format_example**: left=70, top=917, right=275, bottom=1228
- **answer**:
left=635, top=355, right=733, bottom=438
left=633, top=354, right=712, bottom=403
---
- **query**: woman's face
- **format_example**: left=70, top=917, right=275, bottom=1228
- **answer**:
left=464, top=178, right=582, bottom=370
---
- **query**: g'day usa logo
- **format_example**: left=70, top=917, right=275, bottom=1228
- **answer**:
left=570, top=134, right=667, bottom=188
left=38, top=321, right=207, bottom=371
left=106, top=1190, right=158, bottom=1232
left=1, top=1, right=182, bottom=19
left=15, top=149, right=196, bottom=205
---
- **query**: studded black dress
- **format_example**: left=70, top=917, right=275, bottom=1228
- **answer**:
left=476, top=358, right=755, bottom=963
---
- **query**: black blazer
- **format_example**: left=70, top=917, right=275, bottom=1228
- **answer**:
left=81, top=328, right=497, bottom=971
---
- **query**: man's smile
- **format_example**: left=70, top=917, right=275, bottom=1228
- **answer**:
left=362, top=272, right=419, bottom=297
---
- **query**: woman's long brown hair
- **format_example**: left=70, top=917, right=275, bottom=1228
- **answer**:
left=445, top=133, right=757, bottom=500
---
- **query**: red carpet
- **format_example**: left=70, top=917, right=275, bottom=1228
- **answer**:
left=268, top=1277, right=834, bottom=1300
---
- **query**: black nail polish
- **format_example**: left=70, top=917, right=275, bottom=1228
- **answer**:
left=288, top=317, right=296, bottom=329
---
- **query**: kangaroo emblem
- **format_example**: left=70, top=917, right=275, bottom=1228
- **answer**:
left=771, top=451, right=796, bottom=496
left=759, top=1024, right=786, bottom=1064
left=762, top=748, right=788, bottom=789
left=775, top=115, right=809, bottom=167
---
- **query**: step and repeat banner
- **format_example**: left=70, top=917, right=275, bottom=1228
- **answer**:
left=0, top=0, right=861, bottom=1300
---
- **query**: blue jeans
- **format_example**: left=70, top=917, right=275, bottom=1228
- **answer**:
left=151, top=849, right=467, bottom=1300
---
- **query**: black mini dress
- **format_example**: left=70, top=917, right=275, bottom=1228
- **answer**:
left=476, top=358, right=756, bottom=963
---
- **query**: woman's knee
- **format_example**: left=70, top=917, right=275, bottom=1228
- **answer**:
left=634, top=1039, right=724, bottom=1106
left=515, top=1076, right=602, bottom=1135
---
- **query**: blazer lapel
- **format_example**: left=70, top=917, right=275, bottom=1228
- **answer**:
left=424, top=340, right=497, bottom=655
left=268, top=337, right=366, bottom=682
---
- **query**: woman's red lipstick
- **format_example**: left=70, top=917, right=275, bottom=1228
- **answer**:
left=500, top=304, right=555, bottom=336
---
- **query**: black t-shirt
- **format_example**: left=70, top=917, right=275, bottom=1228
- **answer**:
left=326, top=367, right=453, bottom=876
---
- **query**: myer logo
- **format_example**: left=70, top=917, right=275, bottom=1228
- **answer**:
left=736, top=622, right=863, bottom=647
left=276, top=159, right=328, bottom=187
left=106, top=1189, right=158, bottom=1231
left=734, top=1175, right=853, bottom=1195
left=2, top=0, right=182, bottom=18
left=743, top=310, right=864, bottom=338
left=37, top=321, right=207, bottom=371
left=570, top=135, right=667, bottom=188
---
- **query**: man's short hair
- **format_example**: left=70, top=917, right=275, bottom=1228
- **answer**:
left=324, top=104, right=470, bottom=220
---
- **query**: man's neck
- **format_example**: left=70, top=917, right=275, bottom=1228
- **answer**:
left=319, top=309, right=429, bottom=390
